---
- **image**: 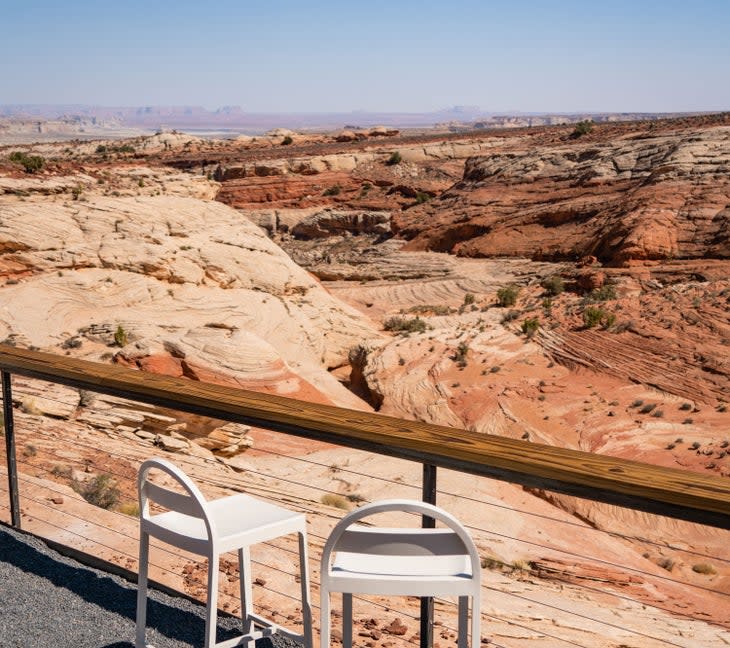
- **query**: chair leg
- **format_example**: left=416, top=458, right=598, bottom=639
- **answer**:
left=135, top=531, right=150, bottom=648
left=471, top=592, right=481, bottom=648
left=238, top=547, right=253, bottom=635
left=205, top=554, right=220, bottom=648
left=298, top=531, right=313, bottom=648
left=458, top=596, right=468, bottom=648
left=342, top=593, right=353, bottom=648
left=319, top=589, right=330, bottom=648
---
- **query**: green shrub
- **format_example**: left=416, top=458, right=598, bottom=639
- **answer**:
left=9, top=151, right=45, bottom=173
left=571, top=120, right=594, bottom=138
left=114, top=324, right=128, bottom=347
left=323, top=185, right=341, bottom=196
left=541, top=275, right=565, bottom=296
left=463, top=293, right=475, bottom=306
left=281, top=135, right=293, bottom=146
left=454, top=342, right=469, bottom=368
left=587, top=284, right=617, bottom=302
left=115, top=144, right=135, bottom=154
left=521, top=317, right=540, bottom=337
left=95, top=144, right=108, bottom=154
left=75, top=474, right=120, bottom=509
left=386, top=151, right=402, bottom=166
left=582, top=306, right=614, bottom=329
left=415, top=191, right=430, bottom=204
left=497, top=285, right=519, bottom=307
left=383, top=316, right=427, bottom=334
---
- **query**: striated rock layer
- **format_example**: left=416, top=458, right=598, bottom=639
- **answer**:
left=394, top=126, right=730, bottom=265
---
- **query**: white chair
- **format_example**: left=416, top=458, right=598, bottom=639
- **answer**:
left=136, top=457, right=313, bottom=648
left=320, top=499, right=481, bottom=648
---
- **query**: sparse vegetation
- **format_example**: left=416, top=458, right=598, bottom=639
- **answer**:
left=386, top=151, right=402, bottom=165
left=582, top=306, right=614, bottom=329
left=75, top=474, right=120, bottom=510
left=463, top=293, right=475, bottom=306
left=571, top=120, right=594, bottom=138
left=323, top=184, right=341, bottom=196
left=521, top=317, right=540, bottom=338
left=118, top=501, right=140, bottom=517
left=281, top=135, right=293, bottom=146
left=630, top=399, right=644, bottom=408
left=114, top=324, right=128, bottom=347
left=23, top=444, right=37, bottom=457
left=497, top=285, right=519, bottom=307
left=415, top=191, right=431, bottom=204
left=9, top=151, right=45, bottom=173
left=639, top=403, right=657, bottom=414
left=586, top=284, right=617, bottom=302
left=453, top=342, right=469, bottom=368
left=679, top=402, right=692, bottom=411
left=320, top=493, right=349, bottom=510
left=383, top=316, right=427, bottom=334
left=541, top=275, right=565, bottom=296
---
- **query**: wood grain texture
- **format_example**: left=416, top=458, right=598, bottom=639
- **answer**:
left=1, top=345, right=728, bottom=527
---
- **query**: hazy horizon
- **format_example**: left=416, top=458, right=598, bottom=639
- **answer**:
left=3, top=0, right=729, bottom=114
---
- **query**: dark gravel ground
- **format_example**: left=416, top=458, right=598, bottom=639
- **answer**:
left=0, top=524, right=301, bottom=648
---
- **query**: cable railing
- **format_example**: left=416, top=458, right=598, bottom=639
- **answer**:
left=1, top=345, right=729, bottom=648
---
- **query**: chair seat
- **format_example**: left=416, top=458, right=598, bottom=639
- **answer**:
left=144, top=493, right=305, bottom=555
left=329, top=552, right=473, bottom=596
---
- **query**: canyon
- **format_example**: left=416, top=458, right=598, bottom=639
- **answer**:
left=0, top=114, right=728, bottom=647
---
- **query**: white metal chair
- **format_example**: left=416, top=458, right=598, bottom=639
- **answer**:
left=136, top=457, right=313, bottom=648
left=320, top=499, right=481, bottom=648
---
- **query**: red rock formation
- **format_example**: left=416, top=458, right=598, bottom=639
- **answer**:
left=393, top=126, right=730, bottom=266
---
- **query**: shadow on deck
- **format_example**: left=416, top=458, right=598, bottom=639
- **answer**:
left=0, top=524, right=290, bottom=648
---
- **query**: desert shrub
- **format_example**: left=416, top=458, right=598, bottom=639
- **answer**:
left=639, top=403, right=656, bottom=414
left=75, top=474, right=120, bottom=509
left=657, top=558, right=675, bottom=571
left=587, top=284, right=617, bottom=302
left=571, top=120, right=594, bottom=138
left=541, top=275, right=565, bottom=296
left=9, top=151, right=45, bottom=173
left=583, top=306, right=604, bottom=328
left=323, top=185, right=341, bottom=196
left=496, top=285, right=519, bottom=307
left=321, top=493, right=349, bottom=510
left=383, top=316, right=427, bottom=334
left=408, top=304, right=452, bottom=316
left=345, top=493, right=365, bottom=503
left=23, top=444, right=37, bottom=457
left=281, top=135, right=293, bottom=145
left=115, top=144, right=135, bottom=154
left=95, top=145, right=108, bottom=154
left=114, top=324, right=128, bottom=347
left=651, top=409, right=664, bottom=418
left=386, top=151, right=402, bottom=166
left=630, top=399, right=644, bottom=408
left=118, top=501, right=140, bottom=517
left=415, top=191, right=430, bottom=204
left=463, top=293, right=475, bottom=306
left=692, top=563, right=716, bottom=575
left=690, top=441, right=701, bottom=450
left=679, top=402, right=692, bottom=411
left=521, top=317, right=540, bottom=337
left=453, top=342, right=469, bottom=368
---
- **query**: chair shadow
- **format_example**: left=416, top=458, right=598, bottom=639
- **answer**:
left=0, top=528, right=243, bottom=646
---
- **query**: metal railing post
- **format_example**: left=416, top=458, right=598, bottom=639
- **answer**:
left=2, top=370, right=21, bottom=528
left=420, top=463, right=437, bottom=648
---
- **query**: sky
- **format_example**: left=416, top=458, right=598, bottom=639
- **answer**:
left=1, top=0, right=729, bottom=114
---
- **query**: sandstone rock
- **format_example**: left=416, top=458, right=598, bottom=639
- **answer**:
left=155, top=434, right=189, bottom=452
left=384, top=618, right=408, bottom=635
left=291, top=210, right=391, bottom=239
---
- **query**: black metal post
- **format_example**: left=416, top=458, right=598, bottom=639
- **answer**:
left=420, top=463, right=437, bottom=648
left=2, top=371, right=20, bottom=528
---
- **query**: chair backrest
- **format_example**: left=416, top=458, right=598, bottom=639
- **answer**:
left=137, top=457, right=215, bottom=539
left=321, top=499, right=481, bottom=583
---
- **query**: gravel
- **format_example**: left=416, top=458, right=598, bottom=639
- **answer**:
left=0, top=524, right=302, bottom=648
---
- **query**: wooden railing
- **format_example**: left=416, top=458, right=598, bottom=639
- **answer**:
left=2, top=344, right=729, bottom=529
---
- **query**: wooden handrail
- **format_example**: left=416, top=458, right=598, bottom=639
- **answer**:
left=1, top=345, right=729, bottom=528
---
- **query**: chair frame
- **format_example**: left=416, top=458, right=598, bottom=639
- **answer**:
left=136, top=457, right=313, bottom=648
left=320, top=499, right=481, bottom=648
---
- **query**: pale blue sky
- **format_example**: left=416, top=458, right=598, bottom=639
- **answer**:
left=2, top=0, right=729, bottom=113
